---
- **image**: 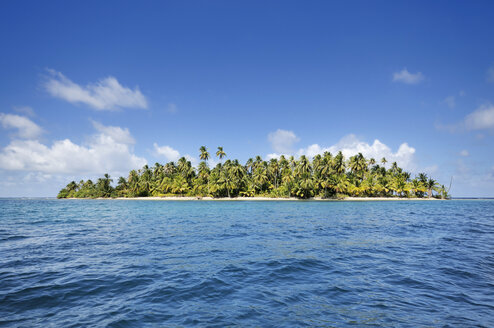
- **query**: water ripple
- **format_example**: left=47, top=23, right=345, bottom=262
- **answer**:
left=1, top=199, right=493, bottom=327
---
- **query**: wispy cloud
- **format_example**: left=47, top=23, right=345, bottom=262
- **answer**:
left=442, top=91, right=466, bottom=109
left=392, top=68, right=425, bottom=85
left=0, top=113, right=43, bottom=139
left=437, top=104, right=494, bottom=132
left=13, top=106, right=35, bottom=117
left=267, top=129, right=300, bottom=154
left=44, top=69, right=148, bottom=110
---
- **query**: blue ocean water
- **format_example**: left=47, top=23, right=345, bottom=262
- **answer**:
left=0, top=199, right=493, bottom=327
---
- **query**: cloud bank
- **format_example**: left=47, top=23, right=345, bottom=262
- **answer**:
left=0, top=117, right=146, bottom=175
left=297, top=134, right=416, bottom=170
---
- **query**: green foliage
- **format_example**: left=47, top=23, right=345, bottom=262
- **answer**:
left=57, top=148, right=445, bottom=200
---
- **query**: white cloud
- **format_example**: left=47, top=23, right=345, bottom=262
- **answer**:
left=0, top=121, right=146, bottom=175
left=266, top=153, right=281, bottom=160
left=0, top=113, right=43, bottom=139
left=437, top=104, right=494, bottom=133
left=443, top=96, right=456, bottom=108
left=392, top=68, right=425, bottom=85
left=91, top=121, right=135, bottom=145
left=459, top=150, right=469, bottom=157
left=295, top=134, right=417, bottom=170
left=44, top=69, right=148, bottom=110
left=153, top=143, right=180, bottom=162
left=268, top=129, right=300, bottom=153
left=152, top=143, right=197, bottom=166
left=464, top=104, right=494, bottom=130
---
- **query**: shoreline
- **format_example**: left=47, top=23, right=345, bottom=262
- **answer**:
left=65, top=196, right=442, bottom=201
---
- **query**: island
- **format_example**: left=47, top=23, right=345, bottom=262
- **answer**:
left=57, top=146, right=449, bottom=200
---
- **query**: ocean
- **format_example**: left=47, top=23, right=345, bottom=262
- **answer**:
left=1, top=199, right=493, bottom=327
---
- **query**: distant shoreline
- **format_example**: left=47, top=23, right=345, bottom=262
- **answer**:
left=64, top=196, right=442, bottom=201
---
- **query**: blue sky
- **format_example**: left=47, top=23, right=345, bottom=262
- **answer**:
left=1, top=0, right=493, bottom=197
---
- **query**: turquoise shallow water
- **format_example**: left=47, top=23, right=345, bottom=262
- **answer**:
left=0, top=199, right=493, bottom=327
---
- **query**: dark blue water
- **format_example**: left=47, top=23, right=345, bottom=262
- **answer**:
left=1, top=199, right=493, bottom=327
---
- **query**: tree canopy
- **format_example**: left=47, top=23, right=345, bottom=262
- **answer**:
left=58, top=146, right=449, bottom=199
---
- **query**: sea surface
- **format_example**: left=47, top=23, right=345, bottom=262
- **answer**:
left=0, top=199, right=493, bottom=327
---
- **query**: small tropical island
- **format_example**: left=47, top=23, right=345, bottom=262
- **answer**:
left=57, top=146, right=449, bottom=200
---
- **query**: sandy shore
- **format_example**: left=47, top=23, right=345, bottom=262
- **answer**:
left=65, top=196, right=441, bottom=201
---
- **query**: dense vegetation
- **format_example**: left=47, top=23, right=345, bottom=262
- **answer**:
left=58, top=146, right=449, bottom=199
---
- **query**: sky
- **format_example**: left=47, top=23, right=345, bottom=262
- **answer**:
left=0, top=0, right=494, bottom=197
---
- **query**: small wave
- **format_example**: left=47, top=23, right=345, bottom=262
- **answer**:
left=0, top=235, right=29, bottom=243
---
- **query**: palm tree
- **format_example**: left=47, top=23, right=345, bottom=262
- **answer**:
left=245, top=158, right=254, bottom=175
left=253, top=166, right=268, bottom=192
left=117, top=177, right=127, bottom=188
left=216, top=146, right=226, bottom=162
left=66, top=181, right=77, bottom=192
left=410, top=179, right=421, bottom=197
left=426, top=178, right=438, bottom=198
left=391, top=162, right=399, bottom=173
left=418, top=173, right=428, bottom=184
left=295, top=175, right=314, bottom=199
left=198, top=161, right=209, bottom=178
left=139, top=169, right=152, bottom=196
left=437, top=184, right=450, bottom=199
left=268, top=158, right=280, bottom=188
left=128, top=170, right=139, bottom=196
left=199, top=146, right=210, bottom=161
left=296, top=155, right=311, bottom=176
left=57, top=145, right=443, bottom=200
left=335, top=174, right=349, bottom=195
left=381, top=157, right=387, bottom=167
left=152, top=163, right=163, bottom=180
left=164, top=162, right=177, bottom=175
left=392, top=175, right=408, bottom=197
left=159, top=176, right=173, bottom=194
left=95, top=173, right=113, bottom=197
left=333, top=151, right=346, bottom=174
left=172, top=175, right=190, bottom=195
